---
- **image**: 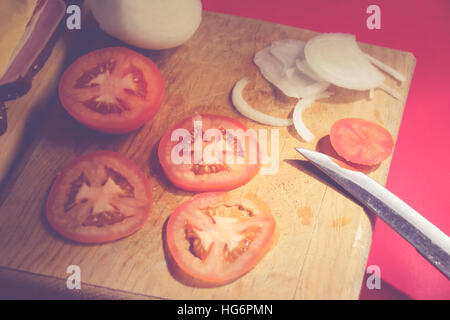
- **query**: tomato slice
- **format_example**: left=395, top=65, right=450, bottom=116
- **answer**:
left=166, top=192, right=276, bottom=286
left=330, top=118, right=394, bottom=166
left=158, top=114, right=261, bottom=192
left=46, top=151, right=152, bottom=243
left=317, top=135, right=380, bottom=174
left=59, top=47, right=165, bottom=134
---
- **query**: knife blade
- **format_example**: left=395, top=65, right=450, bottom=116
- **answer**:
left=295, top=147, right=450, bottom=279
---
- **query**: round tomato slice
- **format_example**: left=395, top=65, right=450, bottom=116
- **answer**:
left=166, top=192, right=276, bottom=286
left=330, top=118, right=394, bottom=166
left=158, top=114, right=261, bottom=192
left=46, top=151, right=153, bottom=244
left=59, top=47, right=165, bottom=134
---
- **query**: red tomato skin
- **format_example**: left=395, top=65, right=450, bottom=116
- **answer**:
left=158, top=158, right=259, bottom=192
left=58, top=47, right=165, bottom=134
left=158, top=114, right=261, bottom=192
left=46, top=151, right=153, bottom=244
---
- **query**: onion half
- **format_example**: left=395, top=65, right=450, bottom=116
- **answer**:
left=87, top=0, right=202, bottom=50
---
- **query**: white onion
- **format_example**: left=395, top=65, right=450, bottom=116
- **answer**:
left=365, top=53, right=406, bottom=83
left=233, top=34, right=406, bottom=135
left=378, top=83, right=404, bottom=102
left=231, top=78, right=293, bottom=127
left=270, top=39, right=305, bottom=71
left=295, top=58, right=325, bottom=82
left=87, top=0, right=202, bottom=50
left=304, top=33, right=385, bottom=90
left=292, top=91, right=333, bottom=142
left=254, top=41, right=330, bottom=99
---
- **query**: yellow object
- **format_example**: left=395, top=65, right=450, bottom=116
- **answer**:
left=0, top=0, right=37, bottom=77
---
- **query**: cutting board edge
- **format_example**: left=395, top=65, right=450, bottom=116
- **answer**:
left=0, top=266, right=163, bottom=300
left=203, top=10, right=418, bottom=61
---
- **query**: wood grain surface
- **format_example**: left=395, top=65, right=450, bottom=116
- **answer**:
left=0, top=11, right=415, bottom=299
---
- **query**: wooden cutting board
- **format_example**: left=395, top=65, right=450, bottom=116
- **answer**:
left=0, top=11, right=415, bottom=299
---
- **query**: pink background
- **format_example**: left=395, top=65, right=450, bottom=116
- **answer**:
left=203, top=0, right=450, bottom=300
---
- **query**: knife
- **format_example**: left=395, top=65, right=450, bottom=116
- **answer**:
left=295, top=147, right=450, bottom=279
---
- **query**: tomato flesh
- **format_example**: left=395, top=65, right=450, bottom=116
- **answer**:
left=158, top=114, right=261, bottom=192
left=59, top=47, right=165, bottom=134
left=46, top=151, right=152, bottom=243
left=330, top=118, right=394, bottom=166
left=166, top=192, right=275, bottom=286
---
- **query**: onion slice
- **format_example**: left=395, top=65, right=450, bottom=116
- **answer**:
left=295, top=58, right=325, bottom=82
left=304, top=33, right=385, bottom=91
left=365, top=53, right=406, bottom=83
left=292, top=91, right=333, bottom=142
left=254, top=42, right=330, bottom=99
left=232, top=78, right=293, bottom=126
left=270, top=39, right=305, bottom=71
left=378, top=83, right=404, bottom=102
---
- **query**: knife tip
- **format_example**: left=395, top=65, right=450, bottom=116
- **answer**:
left=295, top=148, right=321, bottom=162
left=295, top=147, right=308, bottom=156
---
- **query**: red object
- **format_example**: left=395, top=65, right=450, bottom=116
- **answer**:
left=59, top=47, right=165, bottom=134
left=165, top=192, right=276, bottom=286
left=203, top=0, right=450, bottom=299
left=330, top=118, right=394, bottom=166
left=158, top=114, right=261, bottom=192
left=46, top=150, right=153, bottom=244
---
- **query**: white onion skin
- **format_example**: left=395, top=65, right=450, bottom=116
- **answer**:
left=87, top=0, right=202, bottom=50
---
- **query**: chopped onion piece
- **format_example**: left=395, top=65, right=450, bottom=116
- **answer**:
left=304, top=33, right=385, bottom=90
left=232, top=78, right=293, bottom=126
left=292, top=91, right=333, bottom=142
left=378, top=83, right=404, bottom=102
left=369, top=88, right=375, bottom=100
left=365, top=53, right=406, bottom=83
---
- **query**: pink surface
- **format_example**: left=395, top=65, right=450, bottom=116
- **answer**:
left=203, top=0, right=450, bottom=300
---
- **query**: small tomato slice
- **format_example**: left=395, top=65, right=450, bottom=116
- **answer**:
left=46, top=151, right=152, bottom=243
left=158, top=114, right=261, bottom=192
left=166, top=192, right=276, bottom=286
left=59, top=47, right=165, bottom=134
left=330, top=118, right=394, bottom=166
